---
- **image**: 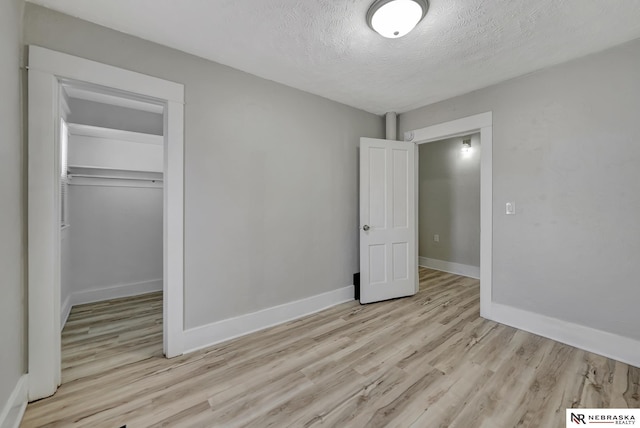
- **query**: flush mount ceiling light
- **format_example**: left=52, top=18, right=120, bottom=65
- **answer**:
left=367, top=0, right=429, bottom=39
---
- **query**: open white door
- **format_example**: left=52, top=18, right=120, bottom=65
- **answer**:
left=359, top=137, right=417, bottom=304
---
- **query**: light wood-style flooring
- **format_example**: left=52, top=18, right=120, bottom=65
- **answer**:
left=22, top=268, right=640, bottom=427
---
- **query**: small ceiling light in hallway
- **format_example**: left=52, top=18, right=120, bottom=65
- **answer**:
left=462, top=138, right=472, bottom=154
left=367, top=0, right=429, bottom=38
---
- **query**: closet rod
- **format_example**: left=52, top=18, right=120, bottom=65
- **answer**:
left=68, top=174, right=163, bottom=182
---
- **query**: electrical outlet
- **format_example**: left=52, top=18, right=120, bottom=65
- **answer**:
left=434, top=234, right=440, bottom=242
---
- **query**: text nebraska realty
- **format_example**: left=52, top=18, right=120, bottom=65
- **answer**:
left=576, top=413, right=636, bottom=424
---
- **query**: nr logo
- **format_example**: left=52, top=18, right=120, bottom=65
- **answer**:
left=571, top=413, right=586, bottom=424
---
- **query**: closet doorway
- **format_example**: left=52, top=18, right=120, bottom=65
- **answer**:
left=59, top=84, right=165, bottom=383
left=28, top=46, right=184, bottom=401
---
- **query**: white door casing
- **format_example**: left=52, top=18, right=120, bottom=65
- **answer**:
left=28, top=46, right=185, bottom=401
left=404, top=112, right=492, bottom=319
left=359, top=138, right=418, bottom=304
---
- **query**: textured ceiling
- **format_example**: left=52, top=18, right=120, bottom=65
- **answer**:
left=27, top=0, right=640, bottom=114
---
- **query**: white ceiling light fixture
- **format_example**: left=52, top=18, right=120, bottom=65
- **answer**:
left=367, top=0, right=429, bottom=39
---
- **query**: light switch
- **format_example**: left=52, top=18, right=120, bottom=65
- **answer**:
left=434, top=234, right=440, bottom=242
left=506, top=202, right=515, bottom=215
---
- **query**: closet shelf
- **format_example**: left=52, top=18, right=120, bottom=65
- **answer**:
left=67, top=166, right=163, bottom=183
left=69, top=174, right=163, bottom=182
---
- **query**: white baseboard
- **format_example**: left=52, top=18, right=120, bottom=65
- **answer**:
left=419, top=256, right=480, bottom=279
left=0, top=375, right=28, bottom=428
left=184, top=285, right=355, bottom=353
left=70, top=278, right=163, bottom=307
left=61, top=294, right=72, bottom=331
left=489, top=302, right=640, bottom=368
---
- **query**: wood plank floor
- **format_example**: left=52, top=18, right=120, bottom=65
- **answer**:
left=22, top=268, right=640, bottom=427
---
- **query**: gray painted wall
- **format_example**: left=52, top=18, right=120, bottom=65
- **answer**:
left=400, top=38, right=640, bottom=341
left=24, top=4, right=384, bottom=329
left=0, top=0, right=25, bottom=411
left=68, top=185, right=163, bottom=294
left=68, top=98, right=163, bottom=135
left=419, top=134, right=480, bottom=267
left=64, top=131, right=163, bottom=308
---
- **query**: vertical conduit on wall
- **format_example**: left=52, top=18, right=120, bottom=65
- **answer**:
left=385, top=112, right=397, bottom=140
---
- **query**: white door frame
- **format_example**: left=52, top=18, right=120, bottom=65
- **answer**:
left=405, top=111, right=492, bottom=318
left=27, top=46, right=185, bottom=401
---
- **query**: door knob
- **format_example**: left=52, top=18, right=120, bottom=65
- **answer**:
left=362, top=225, right=370, bottom=231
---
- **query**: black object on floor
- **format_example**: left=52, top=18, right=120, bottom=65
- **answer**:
left=354, top=272, right=360, bottom=301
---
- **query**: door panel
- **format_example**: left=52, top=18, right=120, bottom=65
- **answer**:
left=392, top=242, right=408, bottom=281
left=392, top=149, right=408, bottom=228
left=369, top=244, right=387, bottom=284
left=360, top=138, right=417, bottom=304
left=369, top=147, right=387, bottom=228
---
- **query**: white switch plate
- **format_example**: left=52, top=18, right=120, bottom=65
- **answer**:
left=434, top=234, right=439, bottom=242
left=506, top=202, right=515, bottom=215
